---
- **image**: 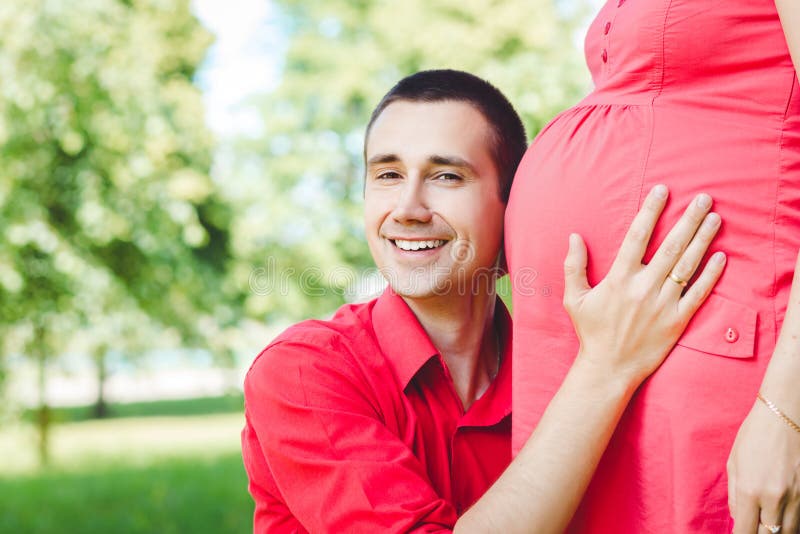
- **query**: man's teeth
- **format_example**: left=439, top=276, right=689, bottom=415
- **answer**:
left=394, top=239, right=445, bottom=251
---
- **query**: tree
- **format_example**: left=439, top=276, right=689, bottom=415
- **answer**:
left=0, top=0, right=235, bottom=464
left=224, top=0, right=592, bottom=322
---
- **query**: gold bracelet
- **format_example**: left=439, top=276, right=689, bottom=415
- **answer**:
left=757, top=393, right=800, bottom=434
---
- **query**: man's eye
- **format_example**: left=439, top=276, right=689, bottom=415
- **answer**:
left=376, top=171, right=401, bottom=180
left=435, top=173, right=462, bottom=181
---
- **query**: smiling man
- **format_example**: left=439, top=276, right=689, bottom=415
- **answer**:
left=241, top=70, right=726, bottom=533
left=241, top=72, right=523, bottom=532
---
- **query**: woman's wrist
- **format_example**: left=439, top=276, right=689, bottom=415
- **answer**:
left=756, top=392, right=800, bottom=434
left=570, top=350, right=643, bottom=402
left=759, top=341, right=800, bottom=418
left=759, top=246, right=800, bottom=410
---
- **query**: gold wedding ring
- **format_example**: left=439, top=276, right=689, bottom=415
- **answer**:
left=667, top=271, right=688, bottom=288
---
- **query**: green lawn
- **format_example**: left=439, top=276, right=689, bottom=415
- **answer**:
left=0, top=453, right=252, bottom=534
left=0, top=410, right=254, bottom=533
left=21, top=393, right=245, bottom=424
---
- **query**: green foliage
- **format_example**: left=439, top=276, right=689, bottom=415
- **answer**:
left=0, top=0, right=245, bottom=464
left=228, top=0, right=592, bottom=321
left=0, top=0, right=233, bottom=363
left=0, top=453, right=251, bottom=534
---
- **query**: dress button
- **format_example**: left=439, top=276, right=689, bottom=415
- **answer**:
left=601, top=49, right=608, bottom=63
left=604, top=22, right=611, bottom=35
left=725, top=328, right=739, bottom=343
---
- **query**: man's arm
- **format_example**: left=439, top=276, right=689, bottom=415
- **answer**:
left=243, top=338, right=456, bottom=534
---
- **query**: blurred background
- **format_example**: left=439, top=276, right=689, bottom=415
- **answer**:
left=0, top=0, right=596, bottom=531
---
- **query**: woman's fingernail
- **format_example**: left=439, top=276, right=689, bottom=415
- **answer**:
left=712, top=251, right=726, bottom=264
left=705, top=212, right=721, bottom=227
left=653, top=184, right=668, bottom=199
left=696, top=193, right=712, bottom=209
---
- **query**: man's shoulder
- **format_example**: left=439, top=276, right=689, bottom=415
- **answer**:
left=278, top=298, right=378, bottom=347
left=246, top=298, right=381, bottom=381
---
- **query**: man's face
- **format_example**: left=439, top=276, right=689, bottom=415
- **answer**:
left=364, top=100, right=505, bottom=300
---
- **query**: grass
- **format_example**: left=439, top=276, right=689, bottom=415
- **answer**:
left=0, top=407, right=254, bottom=533
left=0, top=453, right=252, bottom=534
left=0, top=412, right=246, bottom=475
left=21, top=393, right=245, bottom=424
left=497, top=274, right=513, bottom=312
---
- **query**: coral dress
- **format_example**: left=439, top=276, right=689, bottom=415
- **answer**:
left=505, top=1, right=800, bottom=532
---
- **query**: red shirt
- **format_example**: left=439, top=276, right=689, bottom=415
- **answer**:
left=241, top=289, right=512, bottom=533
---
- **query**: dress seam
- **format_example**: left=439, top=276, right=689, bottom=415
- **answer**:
left=653, top=0, right=672, bottom=101
left=771, top=73, right=797, bottom=329
left=633, top=0, right=672, bottom=213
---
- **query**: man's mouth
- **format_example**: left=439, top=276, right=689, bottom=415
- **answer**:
left=390, top=239, right=447, bottom=251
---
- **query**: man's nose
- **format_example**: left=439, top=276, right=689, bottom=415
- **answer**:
left=392, top=178, right=432, bottom=224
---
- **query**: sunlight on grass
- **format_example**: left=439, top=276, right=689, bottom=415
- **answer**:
left=0, top=413, right=245, bottom=475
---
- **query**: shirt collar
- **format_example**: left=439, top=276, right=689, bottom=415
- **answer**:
left=371, top=287, right=513, bottom=425
left=460, top=303, right=512, bottom=428
left=372, top=287, right=439, bottom=389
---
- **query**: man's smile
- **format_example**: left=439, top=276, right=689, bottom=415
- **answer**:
left=390, top=238, right=448, bottom=251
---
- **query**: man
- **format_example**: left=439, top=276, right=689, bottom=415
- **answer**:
left=241, top=69, right=725, bottom=533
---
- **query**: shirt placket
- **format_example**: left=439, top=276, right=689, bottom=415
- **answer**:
left=600, top=0, right=626, bottom=74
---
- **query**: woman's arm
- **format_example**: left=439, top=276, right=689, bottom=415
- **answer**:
left=727, top=5, right=800, bottom=534
left=457, top=186, right=726, bottom=533
left=728, top=253, right=800, bottom=534
left=776, top=0, right=800, bottom=71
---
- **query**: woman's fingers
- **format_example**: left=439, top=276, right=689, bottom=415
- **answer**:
left=781, top=497, right=799, bottom=534
left=758, top=488, right=789, bottom=534
left=660, top=211, right=722, bottom=300
left=758, top=520, right=786, bottom=533
left=728, top=461, right=738, bottom=517
left=758, top=503, right=786, bottom=534
left=645, top=193, right=714, bottom=283
left=563, top=233, right=590, bottom=312
left=732, top=497, right=760, bottom=534
left=676, top=250, right=726, bottom=319
left=609, top=184, right=669, bottom=274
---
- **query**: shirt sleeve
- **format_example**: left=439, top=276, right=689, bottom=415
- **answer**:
left=242, top=336, right=457, bottom=534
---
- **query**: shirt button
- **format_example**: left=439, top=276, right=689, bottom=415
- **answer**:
left=725, top=328, right=739, bottom=343
left=604, top=22, right=611, bottom=34
left=601, top=49, right=608, bottom=63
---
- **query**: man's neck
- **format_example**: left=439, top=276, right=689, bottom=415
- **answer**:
left=404, top=288, right=500, bottom=411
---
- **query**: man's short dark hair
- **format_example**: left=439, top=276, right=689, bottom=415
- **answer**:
left=365, top=69, right=527, bottom=202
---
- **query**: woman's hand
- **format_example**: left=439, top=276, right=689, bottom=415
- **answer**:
left=728, top=398, right=800, bottom=534
left=728, top=246, right=800, bottom=534
left=563, top=184, right=726, bottom=384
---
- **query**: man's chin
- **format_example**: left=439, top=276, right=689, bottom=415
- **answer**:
left=385, top=278, right=455, bottom=300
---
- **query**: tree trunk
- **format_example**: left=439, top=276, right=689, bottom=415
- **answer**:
left=92, top=349, right=109, bottom=419
left=36, top=341, right=50, bottom=467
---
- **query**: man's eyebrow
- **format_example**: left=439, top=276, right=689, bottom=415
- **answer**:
left=366, top=153, right=478, bottom=174
left=366, top=153, right=400, bottom=166
left=429, top=155, right=477, bottom=174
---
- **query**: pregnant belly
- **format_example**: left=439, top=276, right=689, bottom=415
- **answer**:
left=506, top=102, right=783, bottom=454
